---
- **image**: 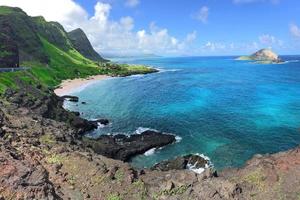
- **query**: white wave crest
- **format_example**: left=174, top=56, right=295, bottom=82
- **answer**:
left=187, top=153, right=213, bottom=174
left=144, top=148, right=156, bottom=156
left=157, top=68, right=182, bottom=73
left=135, top=127, right=158, bottom=134
left=175, top=136, right=182, bottom=143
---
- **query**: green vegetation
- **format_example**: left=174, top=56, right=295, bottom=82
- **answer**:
left=153, top=184, right=189, bottom=199
left=236, top=56, right=252, bottom=60
left=243, top=169, right=266, bottom=191
left=132, top=180, right=148, bottom=200
left=107, top=193, right=122, bottom=200
left=115, top=169, right=125, bottom=183
left=40, top=134, right=57, bottom=145
left=46, top=154, right=65, bottom=164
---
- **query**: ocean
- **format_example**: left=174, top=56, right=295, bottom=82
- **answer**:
left=64, top=56, right=300, bottom=170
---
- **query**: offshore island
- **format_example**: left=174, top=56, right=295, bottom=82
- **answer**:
left=1, top=6, right=300, bottom=200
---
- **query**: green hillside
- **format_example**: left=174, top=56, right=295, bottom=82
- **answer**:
left=0, top=6, right=156, bottom=95
left=68, top=28, right=107, bottom=62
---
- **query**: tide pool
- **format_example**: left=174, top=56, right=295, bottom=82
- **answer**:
left=65, top=56, right=300, bottom=169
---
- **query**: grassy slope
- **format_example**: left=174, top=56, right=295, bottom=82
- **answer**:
left=0, top=37, right=156, bottom=94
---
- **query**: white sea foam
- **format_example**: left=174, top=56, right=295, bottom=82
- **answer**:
left=157, top=68, right=182, bottom=73
left=284, top=60, right=300, bottom=64
left=186, top=153, right=213, bottom=174
left=175, top=136, right=182, bottom=143
left=135, top=127, right=158, bottom=134
left=144, top=148, right=156, bottom=156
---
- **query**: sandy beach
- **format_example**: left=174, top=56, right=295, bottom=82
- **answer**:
left=54, top=74, right=110, bottom=96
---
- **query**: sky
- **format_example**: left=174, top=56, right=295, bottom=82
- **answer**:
left=0, top=0, right=299, bottom=56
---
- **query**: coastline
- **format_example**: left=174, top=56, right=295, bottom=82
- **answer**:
left=54, top=74, right=110, bottom=96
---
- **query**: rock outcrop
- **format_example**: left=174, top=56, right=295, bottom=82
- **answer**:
left=0, top=145, right=60, bottom=199
left=152, top=154, right=211, bottom=172
left=83, top=130, right=176, bottom=161
left=237, top=48, right=283, bottom=64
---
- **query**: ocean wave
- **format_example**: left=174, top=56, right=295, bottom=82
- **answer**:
left=175, top=136, right=182, bottom=143
left=187, top=153, right=213, bottom=174
left=134, top=127, right=159, bottom=134
left=144, top=148, right=156, bottom=156
left=284, top=60, right=300, bottom=64
left=157, top=68, right=182, bottom=73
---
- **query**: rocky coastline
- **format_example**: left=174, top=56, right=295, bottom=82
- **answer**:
left=1, top=80, right=300, bottom=199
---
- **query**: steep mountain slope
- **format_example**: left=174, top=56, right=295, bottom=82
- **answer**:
left=68, top=28, right=107, bottom=62
left=0, top=6, right=49, bottom=64
left=0, top=19, right=19, bottom=68
left=33, top=16, right=74, bottom=51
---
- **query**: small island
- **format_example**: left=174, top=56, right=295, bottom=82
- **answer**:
left=237, top=48, right=284, bottom=64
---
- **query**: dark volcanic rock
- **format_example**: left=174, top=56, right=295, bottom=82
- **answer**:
left=83, top=130, right=176, bottom=161
left=5, top=86, right=96, bottom=134
left=90, top=118, right=110, bottom=126
left=152, top=154, right=209, bottom=171
left=0, top=108, right=5, bottom=137
left=61, top=95, right=79, bottom=102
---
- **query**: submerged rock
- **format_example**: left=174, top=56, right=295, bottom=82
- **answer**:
left=83, top=130, right=176, bottom=161
left=90, top=118, right=110, bottom=126
left=61, top=95, right=79, bottom=102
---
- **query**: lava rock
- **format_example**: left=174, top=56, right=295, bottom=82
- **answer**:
left=151, top=154, right=209, bottom=171
left=61, top=95, right=79, bottom=102
left=83, top=130, right=176, bottom=162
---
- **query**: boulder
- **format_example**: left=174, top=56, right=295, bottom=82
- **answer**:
left=152, top=154, right=209, bottom=171
left=61, top=95, right=79, bottom=102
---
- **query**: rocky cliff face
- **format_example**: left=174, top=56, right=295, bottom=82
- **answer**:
left=68, top=28, right=107, bottom=62
left=0, top=20, right=19, bottom=68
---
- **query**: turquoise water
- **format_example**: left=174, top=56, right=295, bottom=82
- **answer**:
left=65, top=56, right=300, bottom=169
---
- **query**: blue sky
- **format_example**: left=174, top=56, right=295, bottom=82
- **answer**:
left=1, top=0, right=300, bottom=56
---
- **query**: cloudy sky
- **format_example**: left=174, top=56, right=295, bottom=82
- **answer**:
left=0, top=0, right=299, bottom=56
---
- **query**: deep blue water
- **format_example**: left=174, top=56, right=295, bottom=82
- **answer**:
left=65, top=56, right=300, bottom=169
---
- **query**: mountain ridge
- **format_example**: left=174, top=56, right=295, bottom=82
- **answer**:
left=68, top=28, right=108, bottom=62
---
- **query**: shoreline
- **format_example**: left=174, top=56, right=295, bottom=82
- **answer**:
left=54, top=74, right=110, bottom=96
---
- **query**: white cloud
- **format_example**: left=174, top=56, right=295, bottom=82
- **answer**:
left=290, top=24, right=300, bottom=38
left=125, top=0, right=140, bottom=8
left=0, top=0, right=198, bottom=56
left=0, top=0, right=87, bottom=29
left=193, top=6, right=209, bottom=24
left=258, top=34, right=283, bottom=47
